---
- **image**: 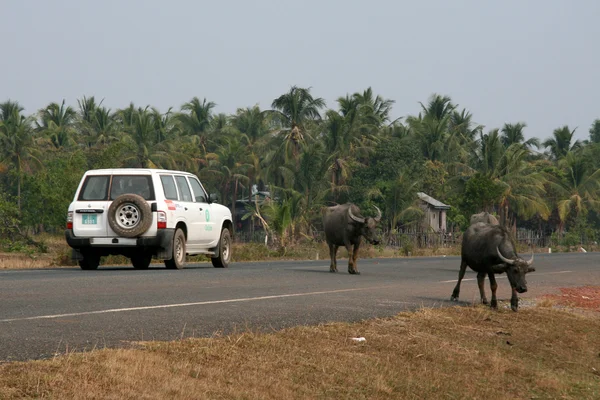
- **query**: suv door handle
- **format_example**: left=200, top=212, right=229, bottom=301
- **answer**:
left=199, top=207, right=203, bottom=211
left=184, top=207, right=188, bottom=211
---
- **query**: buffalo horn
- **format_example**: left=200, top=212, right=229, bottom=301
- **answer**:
left=373, top=206, right=382, bottom=222
left=526, top=251, right=534, bottom=266
left=348, top=206, right=365, bottom=224
left=496, top=247, right=515, bottom=265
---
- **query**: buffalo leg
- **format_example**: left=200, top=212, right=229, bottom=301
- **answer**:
left=345, top=243, right=358, bottom=275
left=450, top=259, right=467, bottom=301
left=328, top=243, right=338, bottom=273
left=510, top=288, right=519, bottom=312
left=477, top=271, right=488, bottom=305
left=488, top=273, right=498, bottom=309
left=348, top=242, right=361, bottom=275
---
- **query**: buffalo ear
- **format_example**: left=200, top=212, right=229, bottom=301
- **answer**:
left=527, top=266, right=536, bottom=273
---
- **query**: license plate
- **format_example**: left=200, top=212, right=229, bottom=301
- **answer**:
left=82, top=214, right=97, bottom=225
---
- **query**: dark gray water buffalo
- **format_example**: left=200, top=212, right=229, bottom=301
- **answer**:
left=451, top=222, right=535, bottom=311
left=470, top=211, right=499, bottom=225
left=322, top=203, right=382, bottom=274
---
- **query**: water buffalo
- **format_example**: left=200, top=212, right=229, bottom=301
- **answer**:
left=470, top=211, right=499, bottom=225
left=450, top=222, right=535, bottom=311
left=322, top=203, right=382, bottom=274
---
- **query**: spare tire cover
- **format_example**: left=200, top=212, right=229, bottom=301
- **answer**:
left=108, top=193, right=152, bottom=238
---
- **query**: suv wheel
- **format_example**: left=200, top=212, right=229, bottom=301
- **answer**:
left=108, top=194, right=152, bottom=238
left=132, top=252, right=153, bottom=269
left=79, top=252, right=100, bottom=270
left=211, top=227, right=231, bottom=268
left=165, top=228, right=186, bottom=269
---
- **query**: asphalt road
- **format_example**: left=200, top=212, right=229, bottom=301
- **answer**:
left=1, top=252, right=599, bottom=362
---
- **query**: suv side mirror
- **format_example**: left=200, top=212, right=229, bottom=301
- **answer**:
left=209, top=193, right=219, bottom=204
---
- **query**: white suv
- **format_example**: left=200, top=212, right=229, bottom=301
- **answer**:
left=65, top=168, right=233, bottom=270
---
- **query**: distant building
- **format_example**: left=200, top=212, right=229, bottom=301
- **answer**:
left=417, top=192, right=451, bottom=232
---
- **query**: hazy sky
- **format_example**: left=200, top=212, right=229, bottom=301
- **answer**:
left=2, top=0, right=598, bottom=142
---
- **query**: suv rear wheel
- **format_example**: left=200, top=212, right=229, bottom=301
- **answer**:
left=79, top=251, right=100, bottom=270
left=211, top=227, right=231, bottom=268
left=165, top=228, right=186, bottom=269
left=107, top=194, right=152, bottom=238
left=132, top=252, right=153, bottom=269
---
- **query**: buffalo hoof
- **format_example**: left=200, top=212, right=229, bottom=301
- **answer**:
left=482, top=298, right=489, bottom=305
left=511, top=298, right=519, bottom=312
left=450, top=296, right=458, bottom=302
left=348, top=270, right=360, bottom=275
left=329, top=269, right=337, bottom=273
left=490, top=299, right=498, bottom=309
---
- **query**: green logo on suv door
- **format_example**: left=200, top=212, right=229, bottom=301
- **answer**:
left=205, top=209, right=210, bottom=222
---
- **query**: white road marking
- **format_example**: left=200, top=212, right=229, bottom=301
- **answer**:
left=0, top=285, right=393, bottom=323
left=438, top=270, right=573, bottom=284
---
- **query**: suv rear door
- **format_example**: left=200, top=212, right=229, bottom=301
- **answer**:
left=72, top=174, right=111, bottom=237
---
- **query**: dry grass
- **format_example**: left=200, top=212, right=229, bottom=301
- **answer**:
left=0, top=235, right=463, bottom=269
left=0, top=232, right=591, bottom=270
left=1, top=305, right=599, bottom=399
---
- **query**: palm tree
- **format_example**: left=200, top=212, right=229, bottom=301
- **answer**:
left=406, top=113, right=452, bottom=162
left=589, top=119, right=600, bottom=144
left=542, top=125, right=582, bottom=161
left=378, top=172, right=423, bottom=232
left=500, top=122, right=539, bottom=149
left=0, top=100, right=24, bottom=122
left=322, top=109, right=364, bottom=200
left=407, top=95, right=465, bottom=164
left=202, top=134, right=251, bottom=224
left=37, top=100, right=78, bottom=149
left=468, top=130, right=549, bottom=227
left=261, top=187, right=306, bottom=249
left=419, top=94, right=456, bottom=120
left=473, top=129, right=504, bottom=176
left=270, top=86, right=325, bottom=162
left=493, top=144, right=550, bottom=228
left=353, top=87, right=395, bottom=128
left=0, top=105, right=42, bottom=212
left=119, top=107, right=177, bottom=168
left=77, top=96, right=119, bottom=148
left=177, top=97, right=216, bottom=154
left=232, top=106, right=271, bottom=199
left=232, top=105, right=270, bottom=147
left=556, top=152, right=600, bottom=229
left=449, top=109, right=483, bottom=144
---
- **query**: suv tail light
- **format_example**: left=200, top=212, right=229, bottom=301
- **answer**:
left=157, top=211, right=167, bottom=229
left=66, top=211, right=73, bottom=229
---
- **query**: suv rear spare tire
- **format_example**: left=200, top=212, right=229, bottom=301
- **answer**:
left=108, top=193, right=152, bottom=238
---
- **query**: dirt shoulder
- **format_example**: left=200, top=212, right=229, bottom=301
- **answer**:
left=1, top=299, right=599, bottom=399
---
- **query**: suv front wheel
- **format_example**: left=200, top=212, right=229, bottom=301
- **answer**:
left=211, top=227, right=231, bottom=268
left=165, top=228, right=186, bottom=269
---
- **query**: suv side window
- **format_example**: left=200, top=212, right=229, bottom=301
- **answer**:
left=79, top=175, right=109, bottom=201
left=160, top=175, right=178, bottom=200
left=188, top=177, right=207, bottom=203
left=175, top=175, right=193, bottom=202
